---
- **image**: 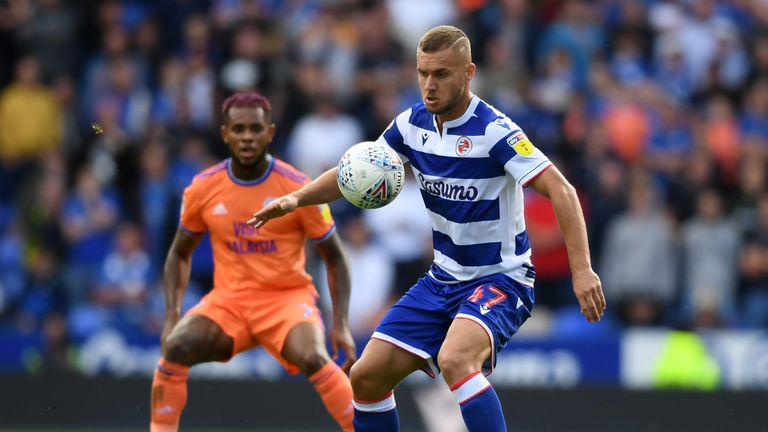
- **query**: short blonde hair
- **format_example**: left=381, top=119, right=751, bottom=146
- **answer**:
left=418, top=25, right=471, bottom=60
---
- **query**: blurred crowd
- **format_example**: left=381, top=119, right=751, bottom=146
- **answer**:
left=1, top=0, right=768, bottom=372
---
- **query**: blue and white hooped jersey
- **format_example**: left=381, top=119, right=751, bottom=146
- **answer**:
left=376, top=95, right=552, bottom=286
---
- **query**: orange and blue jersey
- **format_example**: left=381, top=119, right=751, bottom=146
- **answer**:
left=180, top=155, right=335, bottom=296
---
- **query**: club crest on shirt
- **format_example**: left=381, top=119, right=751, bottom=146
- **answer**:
left=507, top=132, right=534, bottom=156
left=455, top=136, right=473, bottom=156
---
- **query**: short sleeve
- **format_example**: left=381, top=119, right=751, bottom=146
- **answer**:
left=377, top=116, right=410, bottom=163
left=297, top=202, right=336, bottom=242
left=179, top=183, right=206, bottom=234
left=489, top=129, right=552, bottom=187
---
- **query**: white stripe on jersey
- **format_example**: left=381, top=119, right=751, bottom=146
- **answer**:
left=429, top=212, right=501, bottom=246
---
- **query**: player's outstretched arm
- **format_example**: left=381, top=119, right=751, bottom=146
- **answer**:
left=161, top=227, right=203, bottom=350
left=247, top=167, right=343, bottom=228
left=315, top=231, right=357, bottom=373
left=528, top=166, right=606, bottom=323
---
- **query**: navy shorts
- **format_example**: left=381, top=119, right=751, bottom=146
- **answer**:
left=372, top=273, right=534, bottom=377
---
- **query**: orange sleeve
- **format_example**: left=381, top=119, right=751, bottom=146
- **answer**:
left=179, top=182, right=207, bottom=234
left=297, top=202, right=336, bottom=242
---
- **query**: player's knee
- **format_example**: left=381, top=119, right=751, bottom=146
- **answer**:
left=296, top=350, right=329, bottom=376
left=437, top=350, right=473, bottom=383
left=163, top=334, right=196, bottom=365
left=349, top=361, right=377, bottom=396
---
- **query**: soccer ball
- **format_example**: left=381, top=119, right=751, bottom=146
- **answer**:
left=336, top=142, right=405, bottom=209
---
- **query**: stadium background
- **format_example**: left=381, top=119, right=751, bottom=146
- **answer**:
left=1, top=0, right=768, bottom=430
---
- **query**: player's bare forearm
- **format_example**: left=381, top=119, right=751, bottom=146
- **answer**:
left=529, top=167, right=606, bottom=321
left=547, top=186, right=590, bottom=272
left=248, top=168, right=342, bottom=227
left=528, top=168, right=590, bottom=272
left=163, top=254, right=190, bottom=319
left=163, top=228, right=202, bottom=318
left=315, top=231, right=357, bottom=369
left=295, top=167, right=344, bottom=207
left=316, top=231, right=352, bottom=325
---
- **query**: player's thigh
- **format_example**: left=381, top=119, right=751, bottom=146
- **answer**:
left=350, top=338, right=424, bottom=398
left=164, top=314, right=234, bottom=366
left=437, top=318, right=492, bottom=385
left=281, top=321, right=329, bottom=375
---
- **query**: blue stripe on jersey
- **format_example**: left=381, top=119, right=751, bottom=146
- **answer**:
left=430, top=263, right=458, bottom=281
left=514, top=230, right=531, bottom=255
left=432, top=230, right=503, bottom=267
left=383, top=123, right=409, bottom=158
left=474, top=99, right=506, bottom=123
left=420, top=190, right=500, bottom=223
left=408, top=104, right=437, bottom=132
left=488, top=131, right=521, bottom=165
left=408, top=147, right=504, bottom=179
left=446, top=115, right=487, bottom=137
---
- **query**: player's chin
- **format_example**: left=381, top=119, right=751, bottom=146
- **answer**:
left=234, top=155, right=259, bottom=168
left=424, top=102, right=448, bottom=115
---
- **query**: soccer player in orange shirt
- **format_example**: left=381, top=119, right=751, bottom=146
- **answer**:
left=150, top=92, right=356, bottom=432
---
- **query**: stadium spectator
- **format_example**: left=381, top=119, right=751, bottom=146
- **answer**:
left=681, top=189, right=740, bottom=327
left=18, top=156, right=68, bottom=263
left=91, top=221, right=152, bottom=333
left=334, top=216, right=395, bottom=339
left=60, top=165, right=121, bottom=306
left=601, top=177, right=677, bottom=326
left=287, top=94, right=363, bottom=178
left=739, top=240, right=768, bottom=328
left=137, top=139, right=175, bottom=279
left=0, top=55, right=61, bottom=201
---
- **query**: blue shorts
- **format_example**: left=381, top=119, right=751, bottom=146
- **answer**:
left=372, top=273, right=534, bottom=377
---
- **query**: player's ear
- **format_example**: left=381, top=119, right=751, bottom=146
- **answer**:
left=466, top=62, right=477, bottom=81
left=267, top=123, right=276, bottom=143
left=219, top=124, right=229, bottom=143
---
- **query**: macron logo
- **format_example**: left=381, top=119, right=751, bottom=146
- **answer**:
left=154, top=405, right=174, bottom=414
left=480, top=296, right=523, bottom=315
left=213, top=202, right=228, bottom=215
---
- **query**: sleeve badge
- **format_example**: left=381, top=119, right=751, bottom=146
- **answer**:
left=507, top=132, right=535, bottom=156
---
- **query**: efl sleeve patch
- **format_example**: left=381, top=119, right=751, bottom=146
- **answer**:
left=507, top=132, right=535, bottom=156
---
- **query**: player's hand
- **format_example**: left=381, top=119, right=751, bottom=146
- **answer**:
left=247, top=195, right=299, bottom=228
left=572, top=269, right=605, bottom=323
left=330, top=322, right=357, bottom=373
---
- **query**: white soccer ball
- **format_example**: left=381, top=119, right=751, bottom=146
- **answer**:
left=336, top=141, right=405, bottom=209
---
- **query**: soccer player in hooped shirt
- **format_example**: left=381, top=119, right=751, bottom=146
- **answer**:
left=249, top=26, right=606, bottom=431
left=150, top=92, right=356, bottom=432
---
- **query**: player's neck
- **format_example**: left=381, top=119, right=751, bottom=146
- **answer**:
left=230, top=154, right=271, bottom=181
left=435, top=92, right=473, bottom=131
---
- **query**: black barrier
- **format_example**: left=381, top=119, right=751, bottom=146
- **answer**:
left=1, top=373, right=767, bottom=431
